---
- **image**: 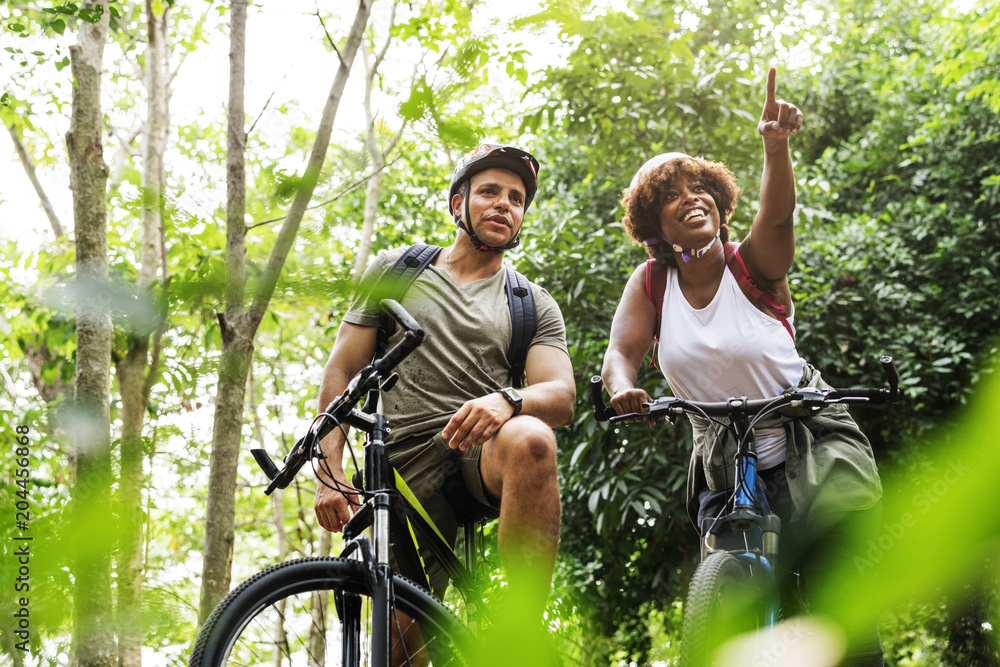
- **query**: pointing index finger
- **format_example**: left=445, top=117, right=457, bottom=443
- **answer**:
left=766, top=67, right=777, bottom=104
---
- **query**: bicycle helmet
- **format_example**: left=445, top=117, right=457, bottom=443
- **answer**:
left=629, top=152, right=690, bottom=191
left=448, top=143, right=540, bottom=253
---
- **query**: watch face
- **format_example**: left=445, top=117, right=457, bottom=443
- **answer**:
left=504, top=387, right=522, bottom=402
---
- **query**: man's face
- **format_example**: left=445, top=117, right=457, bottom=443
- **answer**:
left=453, top=167, right=526, bottom=247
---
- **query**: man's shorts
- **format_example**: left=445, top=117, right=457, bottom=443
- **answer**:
left=387, top=432, right=500, bottom=597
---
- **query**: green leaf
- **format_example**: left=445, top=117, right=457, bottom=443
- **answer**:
left=51, top=19, right=66, bottom=35
left=587, top=489, right=600, bottom=514
left=78, top=6, right=104, bottom=23
left=55, top=56, right=70, bottom=71
left=399, top=83, right=432, bottom=121
left=436, top=117, right=477, bottom=148
left=569, top=441, right=590, bottom=468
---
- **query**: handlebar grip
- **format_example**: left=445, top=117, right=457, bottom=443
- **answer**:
left=827, top=388, right=891, bottom=402
left=251, top=448, right=279, bottom=481
left=590, top=375, right=618, bottom=422
left=880, top=356, right=900, bottom=395
left=373, top=300, right=425, bottom=375
left=381, top=299, right=422, bottom=336
left=264, top=434, right=311, bottom=494
left=374, top=331, right=423, bottom=374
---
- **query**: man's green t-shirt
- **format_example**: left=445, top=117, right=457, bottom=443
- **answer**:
left=343, top=246, right=569, bottom=445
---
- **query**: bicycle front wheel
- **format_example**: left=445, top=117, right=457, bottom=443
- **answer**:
left=189, top=557, right=472, bottom=666
left=680, top=551, right=770, bottom=667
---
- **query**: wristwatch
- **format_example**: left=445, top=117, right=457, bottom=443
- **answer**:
left=497, top=387, right=522, bottom=417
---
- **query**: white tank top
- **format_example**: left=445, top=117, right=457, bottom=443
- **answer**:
left=657, top=266, right=806, bottom=470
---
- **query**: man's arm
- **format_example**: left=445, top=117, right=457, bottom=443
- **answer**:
left=313, top=321, right=378, bottom=533
left=442, top=344, right=576, bottom=451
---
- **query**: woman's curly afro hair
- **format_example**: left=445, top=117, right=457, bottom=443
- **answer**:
left=621, top=155, right=740, bottom=268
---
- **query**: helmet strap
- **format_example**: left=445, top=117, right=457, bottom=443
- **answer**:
left=644, top=231, right=720, bottom=264
left=458, top=190, right=521, bottom=254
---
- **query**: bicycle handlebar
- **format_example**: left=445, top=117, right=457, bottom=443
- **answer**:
left=591, top=355, right=902, bottom=425
left=254, top=299, right=424, bottom=494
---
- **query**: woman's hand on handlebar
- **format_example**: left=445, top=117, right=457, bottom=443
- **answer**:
left=610, top=387, right=656, bottom=427
left=314, top=466, right=360, bottom=533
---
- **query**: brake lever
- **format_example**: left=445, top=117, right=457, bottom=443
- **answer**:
left=644, top=397, right=683, bottom=422
left=787, top=387, right=833, bottom=410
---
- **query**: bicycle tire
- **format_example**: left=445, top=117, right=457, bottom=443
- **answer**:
left=189, top=557, right=472, bottom=666
left=680, top=551, right=769, bottom=667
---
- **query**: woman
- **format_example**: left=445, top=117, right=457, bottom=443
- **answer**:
left=601, top=68, right=884, bottom=666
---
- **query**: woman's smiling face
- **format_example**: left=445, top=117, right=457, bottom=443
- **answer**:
left=657, top=175, right=721, bottom=245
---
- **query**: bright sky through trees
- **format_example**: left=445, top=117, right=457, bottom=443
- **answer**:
left=0, top=0, right=583, bottom=251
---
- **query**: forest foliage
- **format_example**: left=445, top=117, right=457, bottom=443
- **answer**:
left=1, top=0, right=999, bottom=665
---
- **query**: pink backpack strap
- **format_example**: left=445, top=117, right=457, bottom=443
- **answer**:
left=723, top=242, right=795, bottom=340
left=644, top=259, right=667, bottom=367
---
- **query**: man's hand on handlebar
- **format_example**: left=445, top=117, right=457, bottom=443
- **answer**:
left=314, top=464, right=360, bottom=533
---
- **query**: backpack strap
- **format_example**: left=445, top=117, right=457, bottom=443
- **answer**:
left=723, top=242, right=795, bottom=340
left=376, top=244, right=443, bottom=358
left=373, top=244, right=538, bottom=388
left=504, top=267, right=537, bottom=389
left=644, top=259, right=667, bottom=368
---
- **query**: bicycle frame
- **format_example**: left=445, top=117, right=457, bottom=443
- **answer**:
left=591, top=355, right=901, bottom=637
left=252, top=299, right=490, bottom=664
left=337, top=403, right=495, bottom=664
left=702, top=399, right=782, bottom=627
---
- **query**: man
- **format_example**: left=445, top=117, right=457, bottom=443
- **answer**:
left=314, top=144, right=576, bottom=654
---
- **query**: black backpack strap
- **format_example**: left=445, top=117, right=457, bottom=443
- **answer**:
left=375, top=244, right=442, bottom=358
left=504, top=267, right=537, bottom=388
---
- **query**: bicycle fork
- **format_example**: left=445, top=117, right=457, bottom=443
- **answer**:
left=731, top=405, right=782, bottom=626
left=336, top=414, right=397, bottom=667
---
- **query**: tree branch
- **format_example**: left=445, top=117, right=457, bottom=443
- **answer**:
left=246, top=75, right=285, bottom=139
left=371, top=0, right=400, bottom=74
left=246, top=0, right=372, bottom=331
left=108, top=124, right=143, bottom=192
left=169, top=1, right=211, bottom=87
left=245, top=157, right=397, bottom=230
left=314, top=0, right=344, bottom=66
left=7, top=123, right=64, bottom=238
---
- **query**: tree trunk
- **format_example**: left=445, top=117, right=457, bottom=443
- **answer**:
left=351, top=41, right=386, bottom=278
left=115, top=6, right=171, bottom=665
left=351, top=4, right=404, bottom=278
left=305, top=530, right=334, bottom=664
left=196, top=0, right=250, bottom=627
left=114, top=342, right=148, bottom=667
left=66, top=2, right=114, bottom=666
left=352, top=152, right=385, bottom=278
left=197, top=0, right=372, bottom=627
